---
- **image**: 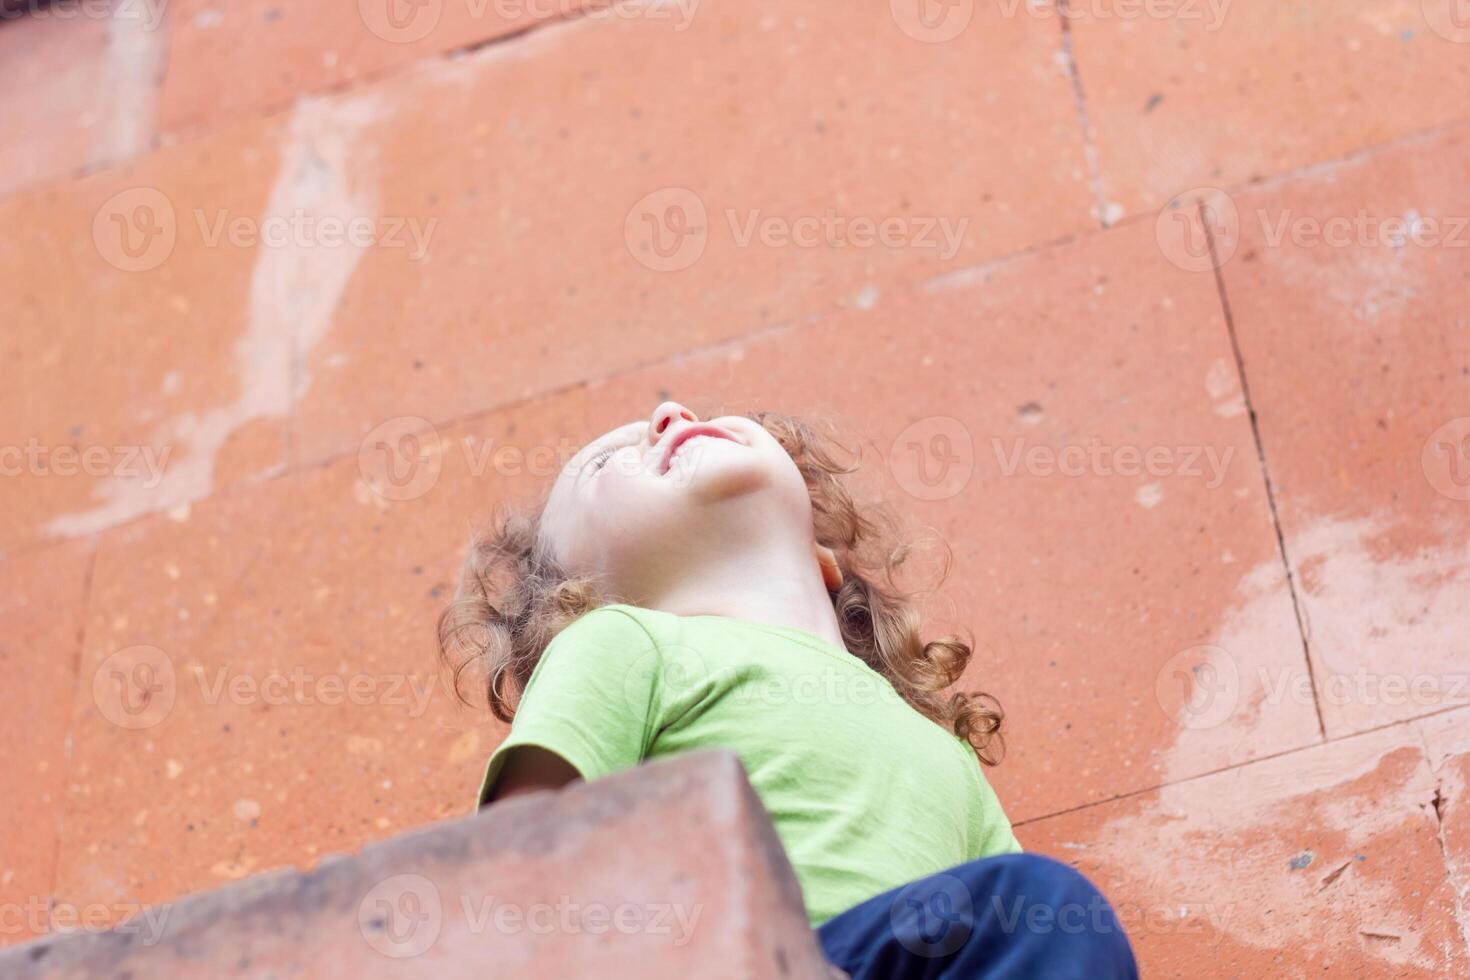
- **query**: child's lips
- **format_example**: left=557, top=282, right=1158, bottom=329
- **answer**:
left=659, top=424, right=739, bottom=475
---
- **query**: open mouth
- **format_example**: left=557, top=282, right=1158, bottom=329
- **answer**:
left=659, top=424, right=740, bottom=475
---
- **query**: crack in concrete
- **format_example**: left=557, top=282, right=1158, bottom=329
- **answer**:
left=47, top=540, right=99, bottom=929
left=1417, top=726, right=1451, bottom=860
left=1429, top=777, right=1470, bottom=961
left=11, top=47, right=1470, bottom=559
left=1415, top=725, right=1469, bottom=958
left=1055, top=0, right=1113, bottom=228
left=445, top=0, right=605, bottom=59
left=1203, top=200, right=1327, bottom=740
left=1318, top=860, right=1353, bottom=890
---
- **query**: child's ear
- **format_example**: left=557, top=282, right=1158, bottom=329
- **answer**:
left=815, top=544, right=844, bottom=591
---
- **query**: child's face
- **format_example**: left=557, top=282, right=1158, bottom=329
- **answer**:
left=539, top=402, right=815, bottom=591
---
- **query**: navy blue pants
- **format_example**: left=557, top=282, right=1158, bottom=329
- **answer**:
left=816, top=854, right=1138, bottom=979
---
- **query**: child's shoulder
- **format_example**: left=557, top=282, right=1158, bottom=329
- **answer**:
left=558, top=604, right=746, bottom=661
left=557, top=603, right=679, bottom=647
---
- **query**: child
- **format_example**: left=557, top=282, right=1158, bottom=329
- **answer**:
left=440, top=402, right=1137, bottom=979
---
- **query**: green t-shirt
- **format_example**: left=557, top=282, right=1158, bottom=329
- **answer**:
left=477, top=604, right=1020, bottom=925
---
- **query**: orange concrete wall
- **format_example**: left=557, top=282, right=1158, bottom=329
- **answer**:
left=2, top=2, right=1470, bottom=976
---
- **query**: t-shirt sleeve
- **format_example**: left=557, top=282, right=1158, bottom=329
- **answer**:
left=476, top=606, right=665, bottom=807
left=960, top=740, right=1024, bottom=859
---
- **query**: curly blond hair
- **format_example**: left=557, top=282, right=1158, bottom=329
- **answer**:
left=437, top=412, right=1005, bottom=766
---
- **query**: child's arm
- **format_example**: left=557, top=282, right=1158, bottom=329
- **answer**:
left=474, top=606, right=664, bottom=809
left=485, top=745, right=580, bottom=804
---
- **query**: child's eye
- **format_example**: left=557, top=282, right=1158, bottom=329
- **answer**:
left=591, top=449, right=614, bottom=472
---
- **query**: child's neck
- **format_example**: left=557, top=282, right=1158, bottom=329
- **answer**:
left=631, top=547, right=847, bottom=651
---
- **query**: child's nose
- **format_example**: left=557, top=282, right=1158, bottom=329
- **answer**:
left=649, top=401, right=698, bottom=439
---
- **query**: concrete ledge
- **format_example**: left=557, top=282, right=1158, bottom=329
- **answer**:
left=2, top=750, right=830, bottom=979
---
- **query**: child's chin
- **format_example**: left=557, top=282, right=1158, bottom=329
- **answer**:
left=672, top=455, right=772, bottom=501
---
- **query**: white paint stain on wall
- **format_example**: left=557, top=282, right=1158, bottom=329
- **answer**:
left=46, top=93, right=385, bottom=537
left=95, top=8, right=169, bottom=167
left=1072, top=512, right=1470, bottom=970
left=1204, top=358, right=1246, bottom=419
left=1078, top=723, right=1450, bottom=969
left=1287, top=513, right=1470, bottom=733
left=1160, top=556, right=1319, bottom=785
